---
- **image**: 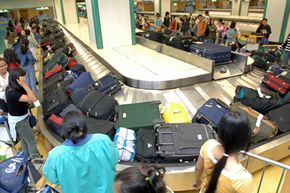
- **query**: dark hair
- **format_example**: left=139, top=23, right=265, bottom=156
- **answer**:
left=205, top=111, right=252, bottom=193
left=230, top=21, right=236, bottom=29
left=260, top=18, right=268, bottom=27
left=205, top=10, right=209, bottom=15
left=7, top=68, right=26, bottom=91
left=62, top=112, right=88, bottom=144
left=4, top=49, right=18, bottom=65
left=197, top=14, right=203, bottom=18
left=115, top=165, right=167, bottom=193
left=218, top=18, right=223, bottom=24
left=156, top=13, right=160, bottom=17
left=165, top=11, right=169, bottom=16
left=20, top=38, right=29, bottom=55
left=24, top=29, right=31, bottom=36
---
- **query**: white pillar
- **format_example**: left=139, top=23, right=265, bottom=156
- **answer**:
left=231, top=0, right=241, bottom=16
left=62, top=0, right=78, bottom=24
left=155, top=0, right=160, bottom=15
left=54, top=0, right=63, bottom=24
left=161, top=0, right=170, bottom=18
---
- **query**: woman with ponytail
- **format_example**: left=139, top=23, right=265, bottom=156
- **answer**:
left=192, top=111, right=253, bottom=193
left=43, top=111, right=119, bottom=193
left=114, top=164, right=173, bottom=193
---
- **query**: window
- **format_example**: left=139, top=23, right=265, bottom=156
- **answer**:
left=249, top=0, right=265, bottom=9
left=134, top=0, right=154, bottom=13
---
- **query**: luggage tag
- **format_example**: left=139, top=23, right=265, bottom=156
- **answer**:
left=255, top=114, right=264, bottom=128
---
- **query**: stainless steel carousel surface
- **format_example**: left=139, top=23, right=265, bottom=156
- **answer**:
left=38, top=25, right=290, bottom=191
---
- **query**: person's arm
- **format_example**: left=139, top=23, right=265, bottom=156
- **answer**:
left=17, top=76, right=37, bottom=103
left=234, top=175, right=254, bottom=193
left=192, top=155, right=204, bottom=190
left=256, top=26, right=261, bottom=34
left=27, top=50, right=36, bottom=64
left=282, top=34, right=289, bottom=48
left=43, top=154, right=60, bottom=185
left=268, top=25, right=272, bottom=35
left=201, top=21, right=207, bottom=34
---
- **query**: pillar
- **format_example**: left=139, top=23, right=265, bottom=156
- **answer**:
left=240, top=0, right=250, bottom=16
left=231, top=0, right=241, bottom=16
left=155, top=0, right=160, bottom=15
left=62, top=0, right=78, bottom=24
left=161, top=0, right=170, bottom=17
left=54, top=0, right=63, bottom=24
left=86, top=0, right=135, bottom=49
left=52, top=0, right=57, bottom=19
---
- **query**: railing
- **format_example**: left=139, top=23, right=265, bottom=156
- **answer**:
left=241, top=151, right=290, bottom=193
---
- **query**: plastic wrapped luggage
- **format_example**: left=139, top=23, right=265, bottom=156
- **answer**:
left=192, top=98, right=229, bottom=130
left=156, top=123, right=216, bottom=162
left=161, top=103, right=191, bottom=123
left=67, top=72, right=94, bottom=93
left=189, top=43, right=231, bottom=63
left=143, top=30, right=163, bottom=43
left=267, top=103, right=290, bottom=132
left=115, top=101, right=162, bottom=130
left=262, top=72, right=290, bottom=95
left=95, top=74, right=121, bottom=95
left=230, top=103, right=278, bottom=143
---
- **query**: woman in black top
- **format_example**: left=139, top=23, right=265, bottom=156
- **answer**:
left=5, top=68, right=41, bottom=160
left=256, top=18, right=272, bottom=44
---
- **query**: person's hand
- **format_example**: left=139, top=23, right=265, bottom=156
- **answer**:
left=17, top=76, right=26, bottom=87
left=192, top=179, right=201, bottom=190
left=278, top=45, right=283, bottom=50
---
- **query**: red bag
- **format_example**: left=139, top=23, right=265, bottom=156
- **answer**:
left=262, top=72, right=290, bottom=95
left=9, top=63, right=20, bottom=70
left=67, top=58, right=77, bottom=68
left=49, top=114, right=63, bottom=125
left=45, top=65, right=63, bottom=79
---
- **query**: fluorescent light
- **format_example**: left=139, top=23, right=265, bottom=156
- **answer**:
left=36, top=7, right=49, bottom=11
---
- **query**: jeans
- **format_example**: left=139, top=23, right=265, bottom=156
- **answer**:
left=22, top=65, right=38, bottom=95
left=259, top=38, right=269, bottom=45
left=198, top=35, right=205, bottom=42
left=283, top=50, right=290, bottom=66
left=15, top=116, right=39, bottom=158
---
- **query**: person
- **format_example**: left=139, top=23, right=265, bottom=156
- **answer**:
left=180, top=15, right=191, bottom=36
left=31, top=24, right=41, bottom=44
left=256, top=18, right=271, bottom=45
left=14, top=21, right=22, bottom=36
left=5, top=27, right=16, bottom=48
left=25, top=29, right=40, bottom=60
left=205, top=10, right=210, bottom=24
left=143, top=17, right=151, bottom=30
left=0, top=58, right=9, bottom=112
left=15, top=38, right=38, bottom=95
left=43, top=112, right=119, bottom=193
left=190, top=17, right=196, bottom=37
left=163, top=11, right=170, bottom=29
left=216, top=18, right=227, bottom=44
left=192, top=111, right=253, bottom=193
left=196, top=14, right=207, bottom=42
left=226, top=21, right=239, bottom=46
left=5, top=68, right=41, bottom=160
left=3, top=49, right=20, bottom=70
left=170, top=15, right=177, bottom=32
left=281, top=32, right=290, bottom=65
left=155, top=13, right=162, bottom=31
left=114, top=165, right=173, bottom=193
left=8, top=20, right=13, bottom=29
left=206, top=19, right=216, bottom=43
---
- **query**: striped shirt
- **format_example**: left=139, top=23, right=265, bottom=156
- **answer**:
left=283, top=34, right=290, bottom=52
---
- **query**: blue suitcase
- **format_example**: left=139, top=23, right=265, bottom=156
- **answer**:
left=189, top=43, right=231, bottom=63
left=67, top=72, right=94, bottom=93
left=95, top=74, right=121, bottom=95
left=192, top=98, right=229, bottom=130
left=70, top=64, right=86, bottom=75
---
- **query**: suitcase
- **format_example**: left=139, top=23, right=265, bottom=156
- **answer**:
left=44, top=70, right=64, bottom=88
left=44, top=75, right=75, bottom=94
left=77, top=90, right=118, bottom=120
left=143, top=30, right=163, bottom=43
left=67, top=58, right=77, bottom=68
left=67, top=72, right=94, bottom=93
left=165, top=35, right=194, bottom=51
left=70, top=87, right=90, bottom=105
left=95, top=74, right=121, bottom=95
left=115, top=101, right=162, bottom=130
left=85, top=117, right=115, bottom=139
left=230, top=103, right=278, bottom=143
left=189, top=43, right=231, bottom=63
left=262, top=72, right=290, bottom=95
left=43, top=52, right=68, bottom=72
left=60, top=104, right=82, bottom=118
left=44, top=65, right=63, bottom=79
left=70, top=64, right=86, bottom=75
left=46, top=114, right=64, bottom=140
left=266, top=103, right=290, bottom=132
left=161, top=103, right=191, bottom=123
left=135, top=128, right=159, bottom=162
left=156, top=123, right=216, bottom=162
left=192, top=98, right=229, bottom=130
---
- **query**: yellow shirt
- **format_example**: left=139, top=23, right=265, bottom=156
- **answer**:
left=199, top=139, right=253, bottom=193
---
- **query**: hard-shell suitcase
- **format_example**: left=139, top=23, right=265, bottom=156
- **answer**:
left=262, top=72, right=290, bottom=95
left=85, top=117, right=115, bottom=139
left=267, top=103, right=290, bottom=132
left=156, top=123, right=216, bottom=162
left=230, top=103, right=278, bottom=143
left=95, top=74, right=121, bottom=95
left=77, top=90, right=118, bottom=120
left=43, top=52, right=68, bottom=72
left=115, top=101, right=162, bottom=130
left=189, top=43, right=231, bottom=63
left=161, top=103, right=191, bottom=123
left=67, top=72, right=94, bottom=93
left=143, top=30, right=163, bottom=43
left=192, top=98, right=229, bottom=130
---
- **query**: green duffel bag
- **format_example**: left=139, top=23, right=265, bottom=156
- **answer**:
left=43, top=51, right=68, bottom=72
left=115, top=101, right=162, bottom=130
left=230, top=102, right=278, bottom=143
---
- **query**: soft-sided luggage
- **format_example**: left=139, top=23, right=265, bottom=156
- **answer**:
left=77, top=90, right=118, bottom=120
left=192, top=98, right=229, bottom=130
left=115, top=101, right=162, bottom=130
left=189, top=43, right=231, bottom=63
left=44, top=65, right=63, bottom=79
left=44, top=71, right=64, bottom=89
left=267, top=103, right=290, bottom=132
left=46, top=114, right=63, bottom=140
left=85, top=117, right=115, bottom=139
left=95, top=74, right=121, bottom=95
left=165, top=35, right=195, bottom=51
left=156, top=123, right=216, bottom=162
left=44, top=74, right=75, bottom=94
left=230, top=103, right=278, bottom=143
left=262, top=72, right=290, bottom=95
left=161, top=103, right=191, bottom=123
left=67, top=72, right=94, bottom=93
left=135, top=128, right=159, bottom=162
left=63, top=43, right=76, bottom=57
left=60, top=104, right=82, bottom=118
left=43, top=52, right=68, bottom=72
left=70, top=64, right=86, bottom=75
left=143, top=30, right=163, bottom=43
left=70, top=87, right=90, bottom=105
left=67, top=58, right=77, bottom=68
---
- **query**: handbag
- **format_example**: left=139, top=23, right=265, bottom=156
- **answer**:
left=29, top=115, right=37, bottom=128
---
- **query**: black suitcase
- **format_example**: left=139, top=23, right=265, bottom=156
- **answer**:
left=143, top=30, right=163, bottom=43
left=166, top=35, right=195, bottom=51
left=44, top=71, right=64, bottom=89
left=266, top=103, right=290, bottom=132
left=77, top=90, right=118, bottom=120
left=156, top=123, right=216, bottom=162
left=85, top=117, right=115, bottom=139
left=135, top=128, right=159, bottom=162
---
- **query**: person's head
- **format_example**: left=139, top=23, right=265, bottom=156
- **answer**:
left=0, top=58, right=8, bottom=76
left=20, top=38, right=29, bottom=55
left=230, top=21, right=236, bottom=29
left=31, top=24, right=37, bottom=33
left=156, top=13, right=160, bottom=18
left=210, top=18, right=215, bottom=26
left=218, top=18, right=223, bottom=25
left=261, top=18, right=268, bottom=26
left=4, top=49, right=18, bottom=65
left=205, top=111, right=252, bottom=193
left=20, top=29, right=26, bottom=36
left=62, top=112, right=88, bottom=144
left=171, top=15, right=175, bottom=20
left=8, top=68, right=26, bottom=91
left=165, top=11, right=169, bottom=17
left=24, top=29, right=31, bottom=36
left=114, top=165, right=167, bottom=193
left=197, top=14, right=203, bottom=21
left=205, top=10, right=209, bottom=16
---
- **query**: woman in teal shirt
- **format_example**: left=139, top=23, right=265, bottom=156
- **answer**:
left=43, top=112, right=119, bottom=193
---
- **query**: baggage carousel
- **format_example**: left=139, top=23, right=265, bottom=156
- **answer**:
left=38, top=25, right=290, bottom=191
